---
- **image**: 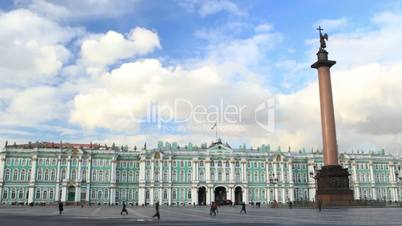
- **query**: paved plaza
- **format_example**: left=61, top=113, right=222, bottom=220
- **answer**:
left=0, top=206, right=400, bottom=226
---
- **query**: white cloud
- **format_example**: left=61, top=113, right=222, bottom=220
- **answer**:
left=177, top=0, right=245, bottom=17
left=0, top=86, right=67, bottom=126
left=313, top=17, right=348, bottom=31
left=16, top=0, right=141, bottom=21
left=80, top=27, right=160, bottom=68
left=0, top=9, right=80, bottom=87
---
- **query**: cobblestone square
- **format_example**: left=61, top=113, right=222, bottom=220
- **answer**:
left=0, top=206, right=400, bottom=226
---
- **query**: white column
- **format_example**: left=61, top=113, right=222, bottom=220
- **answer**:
left=77, top=158, right=82, bottom=182
left=192, top=158, right=197, bottom=182
left=244, top=187, right=249, bottom=204
left=55, top=156, right=61, bottom=201
left=149, top=188, right=154, bottom=205
left=168, top=187, right=172, bottom=205
left=191, top=186, right=197, bottom=205
left=307, top=160, right=316, bottom=201
left=241, top=158, right=247, bottom=183
left=110, top=158, right=117, bottom=204
left=369, top=161, right=377, bottom=200
left=230, top=158, right=235, bottom=182
left=75, top=186, right=81, bottom=202
left=86, top=157, right=91, bottom=202
left=138, top=155, right=146, bottom=205
left=66, top=157, right=71, bottom=181
left=288, top=161, right=294, bottom=201
left=28, top=154, right=38, bottom=204
left=352, top=161, right=360, bottom=199
left=0, top=153, right=6, bottom=203
left=206, top=158, right=211, bottom=183
left=206, top=187, right=211, bottom=205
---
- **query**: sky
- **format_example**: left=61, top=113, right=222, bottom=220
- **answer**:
left=1, top=0, right=402, bottom=155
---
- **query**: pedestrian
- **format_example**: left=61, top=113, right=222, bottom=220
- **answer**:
left=240, top=202, right=247, bottom=214
left=152, top=202, right=160, bottom=221
left=288, top=200, right=293, bottom=209
left=210, top=202, right=214, bottom=216
left=121, top=202, right=128, bottom=215
left=58, top=202, right=64, bottom=215
left=317, top=199, right=322, bottom=212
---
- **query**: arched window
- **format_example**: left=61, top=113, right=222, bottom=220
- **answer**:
left=82, top=169, right=87, bottom=181
left=71, top=169, right=77, bottom=181
left=163, top=190, right=167, bottom=200
left=97, top=191, right=102, bottom=200
left=11, top=190, right=16, bottom=199
left=43, top=190, right=48, bottom=199
left=13, top=169, right=19, bottom=181
left=163, top=171, right=167, bottom=181
left=5, top=169, right=10, bottom=180
left=28, top=170, right=31, bottom=181
left=105, top=171, right=109, bottom=181
left=218, top=172, right=222, bottom=181
left=99, top=170, right=103, bottom=182
left=61, top=169, right=66, bottom=180
left=225, top=172, right=229, bottom=181
left=50, top=190, right=54, bottom=200
left=180, top=171, right=184, bottom=182
left=154, top=170, right=159, bottom=182
left=36, top=190, right=41, bottom=199
left=91, top=190, right=96, bottom=199
left=146, top=190, right=150, bottom=199
left=21, top=169, right=26, bottom=181
left=104, top=189, right=109, bottom=199
left=172, top=171, right=177, bottom=182
left=218, top=161, right=222, bottom=167
left=51, top=169, right=56, bottom=181
left=18, top=190, right=23, bottom=199
left=44, top=169, right=49, bottom=181
left=200, top=170, right=204, bottom=181
left=172, top=190, right=176, bottom=199
left=122, top=171, right=127, bottom=182
left=2, top=190, right=8, bottom=199
left=37, top=169, right=42, bottom=180
left=187, top=190, right=191, bottom=199
left=128, top=171, right=133, bottom=182
left=116, top=171, right=120, bottom=182
left=187, top=171, right=192, bottom=182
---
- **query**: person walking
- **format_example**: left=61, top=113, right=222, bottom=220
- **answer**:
left=240, top=202, right=247, bottom=214
left=152, top=202, right=160, bottom=221
left=121, top=202, right=128, bottom=215
left=317, top=199, right=322, bottom=212
left=288, top=200, right=293, bottom=209
left=58, top=202, right=64, bottom=215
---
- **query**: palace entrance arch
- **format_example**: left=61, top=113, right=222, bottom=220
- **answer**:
left=235, top=186, right=243, bottom=205
left=214, top=186, right=227, bottom=205
left=198, top=187, right=206, bottom=205
left=67, top=186, right=75, bottom=202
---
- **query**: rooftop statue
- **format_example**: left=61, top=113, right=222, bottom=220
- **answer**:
left=317, top=26, right=328, bottom=50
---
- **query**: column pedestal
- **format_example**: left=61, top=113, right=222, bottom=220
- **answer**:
left=315, top=165, right=353, bottom=207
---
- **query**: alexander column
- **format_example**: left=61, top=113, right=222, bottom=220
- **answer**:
left=311, top=26, right=353, bottom=206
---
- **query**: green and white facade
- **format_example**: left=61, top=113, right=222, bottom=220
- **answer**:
left=0, top=140, right=401, bottom=205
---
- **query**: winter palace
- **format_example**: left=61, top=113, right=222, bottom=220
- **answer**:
left=0, top=139, right=401, bottom=205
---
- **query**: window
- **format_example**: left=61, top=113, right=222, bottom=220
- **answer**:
left=200, top=171, right=205, bottom=181
left=163, top=190, right=168, bottom=200
left=146, top=190, right=150, bottom=199
left=199, top=161, right=204, bottom=167
left=37, top=169, right=42, bottom=180
left=172, top=171, right=177, bottom=182
left=18, top=190, right=23, bottom=199
left=5, top=169, right=10, bottom=180
left=72, top=170, right=77, bottom=181
left=11, top=190, right=16, bottom=199
left=180, top=161, right=184, bottom=167
left=61, top=169, right=66, bottom=180
left=211, top=161, right=215, bottom=167
left=188, top=190, right=191, bottom=199
left=226, top=161, right=230, bottom=167
left=235, top=161, right=240, bottom=167
left=218, top=161, right=222, bottom=167
left=50, top=190, right=54, bottom=200
left=21, top=169, right=26, bottom=181
left=172, top=190, right=176, bottom=199
left=188, top=161, right=192, bottom=167
left=13, top=169, right=18, bottom=181
left=51, top=169, right=56, bottom=181
left=36, top=190, right=40, bottom=199
left=43, top=190, right=47, bottom=199
left=3, top=190, right=8, bottom=199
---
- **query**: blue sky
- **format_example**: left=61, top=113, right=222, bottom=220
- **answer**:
left=1, top=0, right=402, bottom=154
